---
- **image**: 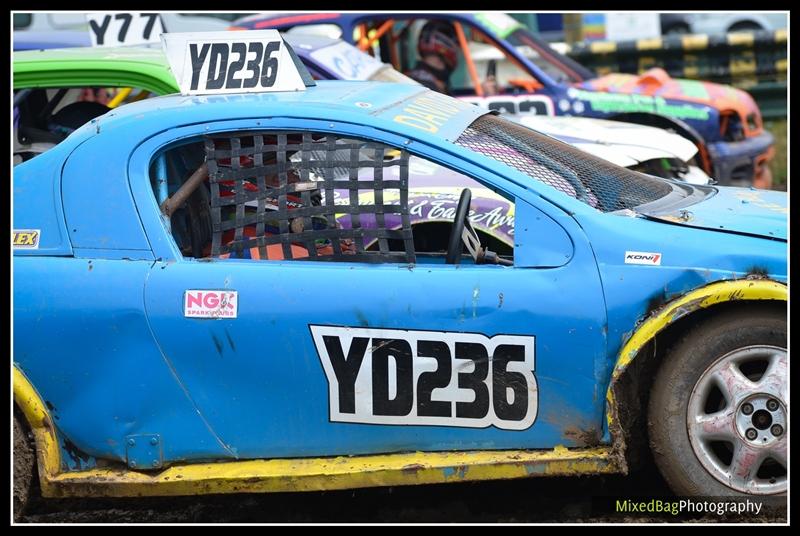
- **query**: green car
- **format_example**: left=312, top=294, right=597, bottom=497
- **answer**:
left=13, top=46, right=177, bottom=163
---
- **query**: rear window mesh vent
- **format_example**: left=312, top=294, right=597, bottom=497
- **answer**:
left=456, top=114, right=672, bottom=212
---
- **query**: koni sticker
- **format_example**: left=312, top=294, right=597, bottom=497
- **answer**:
left=310, top=325, right=537, bottom=430
left=184, top=290, right=238, bottom=318
left=625, top=251, right=662, bottom=265
left=12, top=229, right=40, bottom=249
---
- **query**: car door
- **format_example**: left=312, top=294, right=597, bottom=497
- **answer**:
left=138, top=121, right=607, bottom=463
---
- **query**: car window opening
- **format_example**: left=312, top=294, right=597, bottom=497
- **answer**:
left=152, top=131, right=514, bottom=265
left=14, top=86, right=152, bottom=165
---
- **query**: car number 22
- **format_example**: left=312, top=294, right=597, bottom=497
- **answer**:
left=311, top=326, right=538, bottom=430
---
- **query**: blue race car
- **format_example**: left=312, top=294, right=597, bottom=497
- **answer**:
left=232, top=12, right=776, bottom=189
left=13, top=31, right=786, bottom=519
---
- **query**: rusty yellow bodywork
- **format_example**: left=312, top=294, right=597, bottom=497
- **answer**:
left=15, top=363, right=615, bottom=498
left=14, top=279, right=785, bottom=498
left=43, top=446, right=616, bottom=498
left=13, top=368, right=62, bottom=489
left=14, top=366, right=616, bottom=497
left=604, top=278, right=787, bottom=459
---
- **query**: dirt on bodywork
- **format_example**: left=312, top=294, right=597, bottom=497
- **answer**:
left=17, top=463, right=786, bottom=523
left=14, top=409, right=37, bottom=522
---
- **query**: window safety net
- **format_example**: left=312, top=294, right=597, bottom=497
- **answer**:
left=205, top=132, right=415, bottom=263
left=456, top=114, right=673, bottom=212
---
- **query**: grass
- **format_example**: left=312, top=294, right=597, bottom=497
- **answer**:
left=765, top=119, right=787, bottom=191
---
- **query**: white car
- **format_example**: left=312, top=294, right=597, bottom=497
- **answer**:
left=519, top=115, right=711, bottom=185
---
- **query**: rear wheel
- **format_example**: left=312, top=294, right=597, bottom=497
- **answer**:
left=648, top=306, right=787, bottom=496
left=14, top=407, right=36, bottom=521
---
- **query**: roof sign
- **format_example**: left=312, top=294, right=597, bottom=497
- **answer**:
left=87, top=13, right=165, bottom=47
left=162, top=30, right=308, bottom=96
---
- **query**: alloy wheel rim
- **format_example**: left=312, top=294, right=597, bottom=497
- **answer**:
left=687, top=345, right=787, bottom=494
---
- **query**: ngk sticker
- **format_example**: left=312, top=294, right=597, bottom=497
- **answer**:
left=624, top=251, right=662, bottom=265
left=184, top=290, right=238, bottom=318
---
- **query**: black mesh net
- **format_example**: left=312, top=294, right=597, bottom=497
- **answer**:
left=455, top=115, right=673, bottom=212
left=205, top=132, right=415, bottom=263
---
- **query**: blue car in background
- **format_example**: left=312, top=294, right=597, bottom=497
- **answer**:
left=232, top=12, right=776, bottom=188
left=13, top=31, right=786, bottom=520
left=13, top=30, right=91, bottom=50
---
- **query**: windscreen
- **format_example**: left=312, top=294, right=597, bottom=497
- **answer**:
left=473, top=12, right=594, bottom=84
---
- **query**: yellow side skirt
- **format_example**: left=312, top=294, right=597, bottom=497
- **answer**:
left=46, top=446, right=617, bottom=498
left=16, top=357, right=618, bottom=498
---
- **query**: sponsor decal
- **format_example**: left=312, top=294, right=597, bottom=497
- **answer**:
left=571, top=89, right=710, bottom=121
left=393, top=92, right=472, bottom=134
left=407, top=193, right=515, bottom=234
left=87, top=13, right=165, bottom=47
left=624, top=251, right=662, bottom=265
left=184, top=290, right=238, bottom=318
left=12, top=229, right=40, bottom=249
left=327, top=189, right=515, bottom=245
left=161, top=30, right=306, bottom=96
left=311, top=326, right=537, bottom=430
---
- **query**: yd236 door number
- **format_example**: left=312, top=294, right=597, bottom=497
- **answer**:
left=311, top=326, right=538, bottom=430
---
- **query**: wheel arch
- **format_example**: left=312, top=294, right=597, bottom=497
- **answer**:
left=13, top=366, right=62, bottom=494
left=605, top=278, right=787, bottom=471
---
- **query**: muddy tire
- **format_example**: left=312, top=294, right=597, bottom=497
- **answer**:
left=14, top=407, right=36, bottom=522
left=648, top=305, right=787, bottom=496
